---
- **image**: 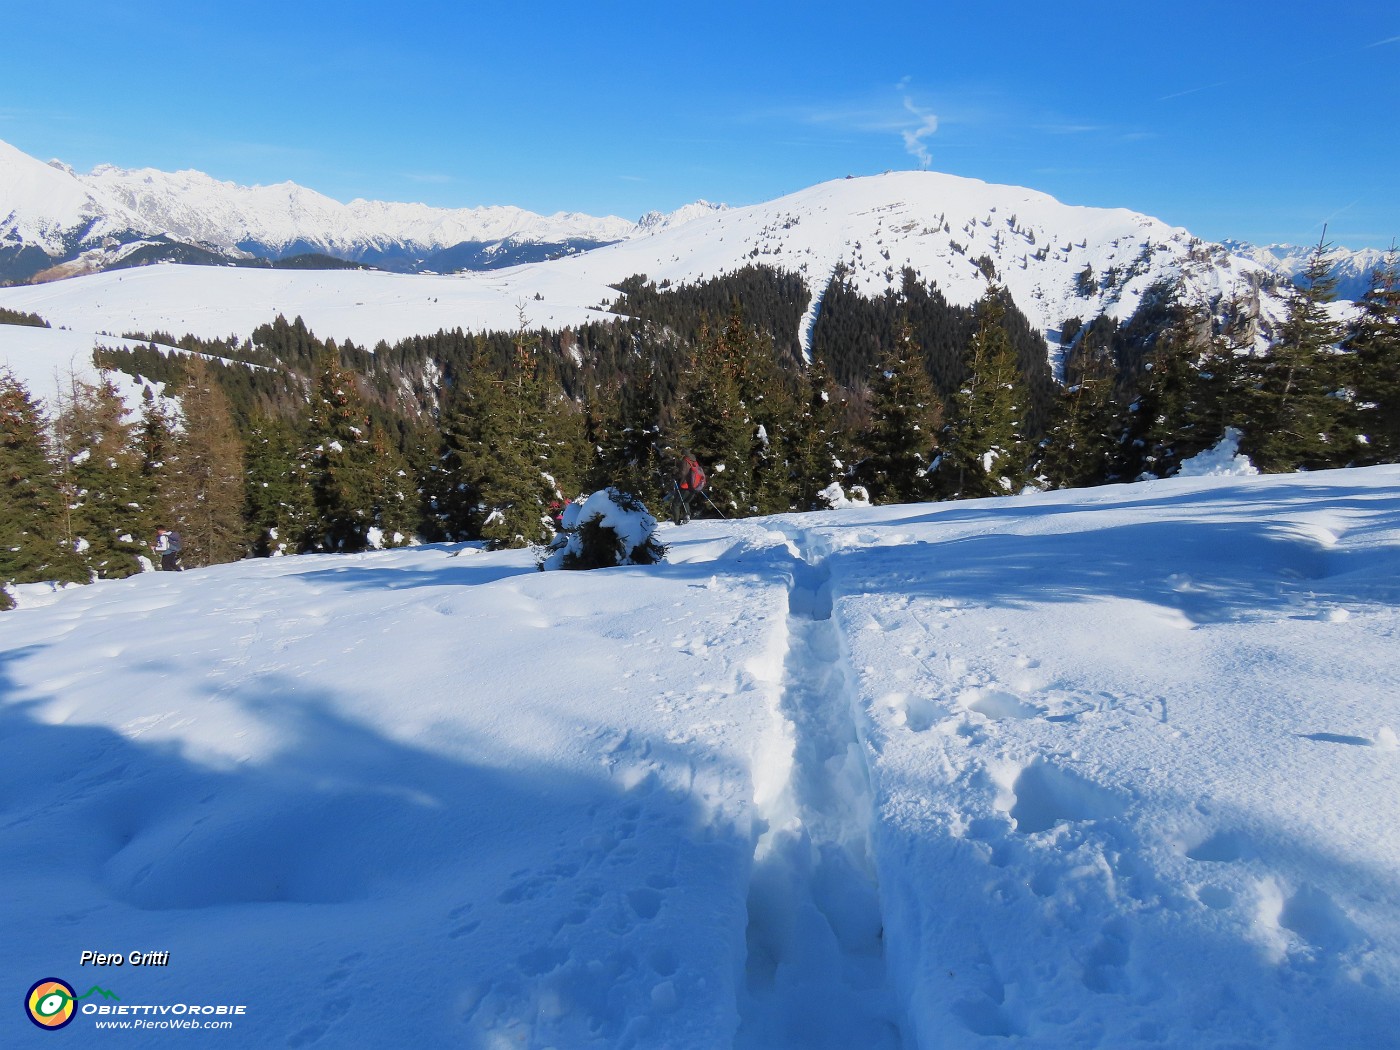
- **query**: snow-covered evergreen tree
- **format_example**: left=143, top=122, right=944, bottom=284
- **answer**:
left=1239, top=238, right=1350, bottom=472
left=302, top=353, right=387, bottom=552
left=853, top=323, right=942, bottom=504
left=0, top=370, right=86, bottom=607
left=538, top=488, right=665, bottom=570
left=937, top=287, right=1029, bottom=498
left=245, top=414, right=313, bottom=556
left=52, top=373, right=148, bottom=578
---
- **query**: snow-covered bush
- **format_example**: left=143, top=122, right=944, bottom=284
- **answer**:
left=819, top=482, right=871, bottom=509
left=1173, top=428, right=1259, bottom=479
left=538, top=488, right=666, bottom=571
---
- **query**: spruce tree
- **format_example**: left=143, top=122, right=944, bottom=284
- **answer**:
left=937, top=287, right=1029, bottom=498
left=245, top=414, right=313, bottom=556
left=1239, top=237, right=1349, bottom=472
left=1347, top=248, right=1400, bottom=463
left=301, top=352, right=385, bottom=552
left=789, top=358, right=854, bottom=509
left=437, top=331, right=562, bottom=550
left=587, top=365, right=666, bottom=506
left=52, top=373, right=148, bottom=578
left=670, top=317, right=759, bottom=515
left=1119, top=299, right=1219, bottom=478
left=1037, top=349, right=1122, bottom=490
left=0, top=371, right=86, bottom=607
left=853, top=323, right=943, bottom=504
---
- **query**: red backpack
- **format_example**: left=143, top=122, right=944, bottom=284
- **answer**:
left=682, top=456, right=706, bottom=491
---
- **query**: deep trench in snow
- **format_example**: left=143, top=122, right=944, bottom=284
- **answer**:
left=734, top=530, right=908, bottom=1049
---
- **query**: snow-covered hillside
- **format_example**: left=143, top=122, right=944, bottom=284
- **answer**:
left=4, top=467, right=1399, bottom=1047
left=0, top=170, right=1288, bottom=367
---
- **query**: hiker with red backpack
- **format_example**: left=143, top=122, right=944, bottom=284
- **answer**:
left=673, top=452, right=707, bottom=524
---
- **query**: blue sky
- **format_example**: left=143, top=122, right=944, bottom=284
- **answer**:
left=3, top=1, right=1396, bottom=248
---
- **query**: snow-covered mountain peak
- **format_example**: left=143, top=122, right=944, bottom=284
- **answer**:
left=636, top=200, right=729, bottom=234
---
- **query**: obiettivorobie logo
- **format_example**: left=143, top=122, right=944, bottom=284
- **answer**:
left=25, top=979, right=119, bottom=1031
left=23, top=977, right=248, bottom=1032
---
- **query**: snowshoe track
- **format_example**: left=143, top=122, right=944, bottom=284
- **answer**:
left=735, top=527, right=908, bottom=1049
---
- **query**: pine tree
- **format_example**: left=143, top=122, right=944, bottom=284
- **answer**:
left=789, top=358, right=854, bottom=509
left=164, top=355, right=248, bottom=566
left=1239, top=237, right=1349, bottom=472
left=365, top=430, right=417, bottom=548
left=937, top=287, right=1030, bottom=498
left=245, top=414, right=312, bottom=556
left=853, top=323, right=943, bottom=504
left=52, top=373, right=148, bottom=578
left=301, top=352, right=386, bottom=552
left=587, top=364, right=666, bottom=506
left=0, top=370, right=86, bottom=607
left=1347, top=248, right=1400, bottom=462
left=670, top=317, right=759, bottom=515
left=436, top=328, right=563, bottom=550
left=1037, top=349, right=1122, bottom=490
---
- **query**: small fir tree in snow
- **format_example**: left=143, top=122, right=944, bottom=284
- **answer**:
left=437, top=329, right=565, bottom=550
left=1038, top=347, right=1122, bottom=490
left=1118, top=299, right=1214, bottom=478
left=586, top=366, right=666, bottom=509
left=670, top=317, right=756, bottom=515
left=538, top=488, right=666, bottom=571
left=788, top=357, right=855, bottom=510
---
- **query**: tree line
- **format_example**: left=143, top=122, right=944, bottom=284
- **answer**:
left=2, top=247, right=1397, bottom=609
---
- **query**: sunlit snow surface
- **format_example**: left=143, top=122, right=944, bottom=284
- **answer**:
left=4, top=468, right=1400, bottom=1047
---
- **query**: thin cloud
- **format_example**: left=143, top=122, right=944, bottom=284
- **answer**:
left=404, top=172, right=454, bottom=185
left=1368, top=35, right=1400, bottom=47
left=900, top=95, right=939, bottom=168
left=1036, top=123, right=1105, bottom=135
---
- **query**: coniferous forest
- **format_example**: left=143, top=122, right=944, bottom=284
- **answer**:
left=3, top=248, right=1399, bottom=609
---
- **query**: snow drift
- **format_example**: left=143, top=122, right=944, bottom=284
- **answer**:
left=3, top=466, right=1399, bottom=1047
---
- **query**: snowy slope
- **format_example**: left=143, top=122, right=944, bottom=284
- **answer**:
left=0, top=171, right=1287, bottom=366
left=0, top=322, right=172, bottom=409
left=4, top=467, right=1399, bottom=1047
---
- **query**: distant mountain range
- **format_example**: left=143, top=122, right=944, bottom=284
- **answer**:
left=0, top=136, right=1386, bottom=368
left=0, top=137, right=727, bottom=284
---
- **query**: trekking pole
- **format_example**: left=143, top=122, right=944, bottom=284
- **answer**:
left=700, top=489, right=728, bottom=519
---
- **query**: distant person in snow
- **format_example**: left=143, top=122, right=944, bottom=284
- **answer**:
left=673, top=452, right=707, bottom=524
left=153, top=527, right=182, bottom=571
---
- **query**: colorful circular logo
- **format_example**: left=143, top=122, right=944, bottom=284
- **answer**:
left=26, top=979, right=77, bottom=1030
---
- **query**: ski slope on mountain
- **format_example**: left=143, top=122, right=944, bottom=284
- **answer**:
left=4, top=467, right=1399, bottom=1048
left=0, top=171, right=1281, bottom=366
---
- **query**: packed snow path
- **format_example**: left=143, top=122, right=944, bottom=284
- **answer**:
left=4, top=467, right=1400, bottom=1048
left=736, top=527, right=905, bottom=1048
